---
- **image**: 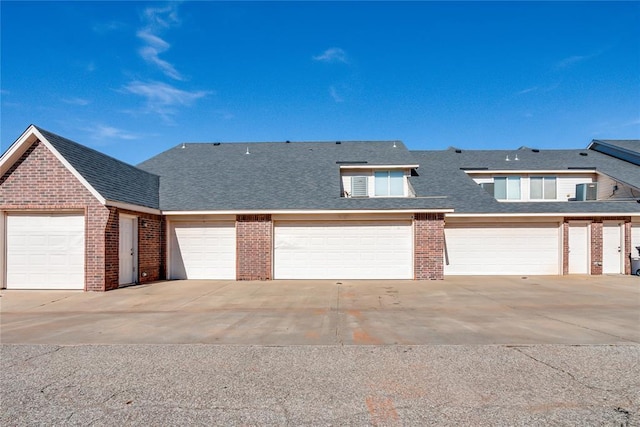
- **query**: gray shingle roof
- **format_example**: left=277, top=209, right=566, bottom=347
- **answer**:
left=137, top=141, right=452, bottom=211
left=588, top=139, right=640, bottom=167
left=410, top=148, right=640, bottom=214
left=592, top=140, right=640, bottom=155
left=36, top=126, right=160, bottom=209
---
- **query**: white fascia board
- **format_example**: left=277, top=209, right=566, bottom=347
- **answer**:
left=0, top=125, right=40, bottom=175
left=0, top=125, right=108, bottom=205
left=447, top=212, right=640, bottom=218
left=163, top=208, right=454, bottom=215
left=464, top=169, right=596, bottom=174
left=339, top=164, right=419, bottom=170
left=105, top=201, right=161, bottom=215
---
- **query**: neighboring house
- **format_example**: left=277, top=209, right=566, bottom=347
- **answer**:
left=1, top=125, right=638, bottom=291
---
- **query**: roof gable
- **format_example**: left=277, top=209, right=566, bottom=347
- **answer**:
left=1, top=125, right=160, bottom=211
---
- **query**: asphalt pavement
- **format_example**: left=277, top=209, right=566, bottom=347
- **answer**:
left=1, top=275, right=639, bottom=425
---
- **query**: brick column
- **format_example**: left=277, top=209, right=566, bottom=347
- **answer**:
left=414, top=213, right=444, bottom=280
left=236, top=214, right=272, bottom=280
left=590, top=221, right=603, bottom=275
left=624, top=222, right=632, bottom=275
left=562, top=222, right=569, bottom=275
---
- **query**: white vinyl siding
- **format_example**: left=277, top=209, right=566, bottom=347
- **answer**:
left=6, top=214, right=85, bottom=289
left=274, top=221, right=412, bottom=279
left=169, top=222, right=236, bottom=279
left=444, top=223, right=560, bottom=275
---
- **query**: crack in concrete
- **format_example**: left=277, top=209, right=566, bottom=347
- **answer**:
left=509, top=346, right=635, bottom=407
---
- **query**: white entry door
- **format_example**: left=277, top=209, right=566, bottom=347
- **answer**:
left=119, top=216, right=137, bottom=285
left=6, top=214, right=85, bottom=289
left=602, top=223, right=623, bottom=274
left=568, top=223, right=589, bottom=274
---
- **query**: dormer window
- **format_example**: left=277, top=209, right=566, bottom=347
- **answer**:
left=341, top=166, right=416, bottom=198
left=494, top=176, right=521, bottom=200
left=530, top=176, right=557, bottom=200
left=374, top=170, right=404, bottom=196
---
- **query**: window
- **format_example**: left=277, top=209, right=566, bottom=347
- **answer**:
left=350, top=176, right=368, bottom=197
left=530, top=177, right=556, bottom=200
left=374, top=171, right=404, bottom=196
left=494, top=176, right=521, bottom=200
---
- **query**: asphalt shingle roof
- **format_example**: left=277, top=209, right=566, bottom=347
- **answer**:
left=410, top=148, right=640, bottom=214
left=36, top=126, right=160, bottom=209
left=137, top=140, right=452, bottom=211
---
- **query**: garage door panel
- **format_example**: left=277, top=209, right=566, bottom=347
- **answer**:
left=170, top=222, right=236, bottom=280
left=445, top=223, right=560, bottom=275
left=6, top=214, right=85, bottom=289
left=274, top=221, right=412, bottom=279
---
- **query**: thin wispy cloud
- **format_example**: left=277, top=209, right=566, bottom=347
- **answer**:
left=313, top=47, right=348, bottom=64
left=137, top=30, right=183, bottom=80
left=123, top=80, right=211, bottom=120
left=554, top=50, right=603, bottom=69
left=329, top=86, right=344, bottom=103
left=63, top=97, right=91, bottom=106
left=137, top=3, right=183, bottom=80
left=84, top=124, right=141, bottom=142
left=516, top=82, right=560, bottom=96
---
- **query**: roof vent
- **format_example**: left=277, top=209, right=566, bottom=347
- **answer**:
left=455, top=149, right=462, bottom=153
left=393, top=141, right=397, bottom=148
left=285, top=140, right=290, bottom=143
left=213, top=142, right=221, bottom=146
left=532, top=149, right=540, bottom=153
left=579, top=152, right=588, bottom=156
left=181, top=143, right=186, bottom=149
left=336, top=141, right=341, bottom=144
left=245, top=146, right=250, bottom=155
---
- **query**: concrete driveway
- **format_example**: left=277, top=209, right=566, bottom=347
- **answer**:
left=2, top=275, right=638, bottom=345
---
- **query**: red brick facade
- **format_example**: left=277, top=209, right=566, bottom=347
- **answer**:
left=236, top=214, right=272, bottom=280
left=1, top=140, right=164, bottom=291
left=414, top=213, right=445, bottom=280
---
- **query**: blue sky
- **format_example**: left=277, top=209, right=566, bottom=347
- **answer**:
left=2, top=1, right=639, bottom=165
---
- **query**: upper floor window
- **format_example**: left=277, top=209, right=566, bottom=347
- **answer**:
left=374, top=170, right=404, bottom=196
left=494, top=176, right=520, bottom=200
left=530, top=176, right=556, bottom=200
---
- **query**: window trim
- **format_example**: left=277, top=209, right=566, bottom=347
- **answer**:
left=529, top=176, right=557, bottom=200
left=374, top=170, right=405, bottom=197
left=494, top=176, right=521, bottom=200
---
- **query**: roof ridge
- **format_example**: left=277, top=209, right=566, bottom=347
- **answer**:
left=34, top=125, right=160, bottom=178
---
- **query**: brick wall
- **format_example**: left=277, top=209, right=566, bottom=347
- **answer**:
left=1, top=140, right=111, bottom=291
left=1, top=140, right=165, bottom=291
left=236, top=214, right=272, bottom=280
left=137, top=212, right=165, bottom=283
left=414, top=213, right=444, bottom=280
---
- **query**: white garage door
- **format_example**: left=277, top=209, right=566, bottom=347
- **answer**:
left=6, top=214, right=85, bottom=289
left=274, top=221, right=413, bottom=279
left=444, top=223, right=560, bottom=275
left=170, top=222, right=236, bottom=279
